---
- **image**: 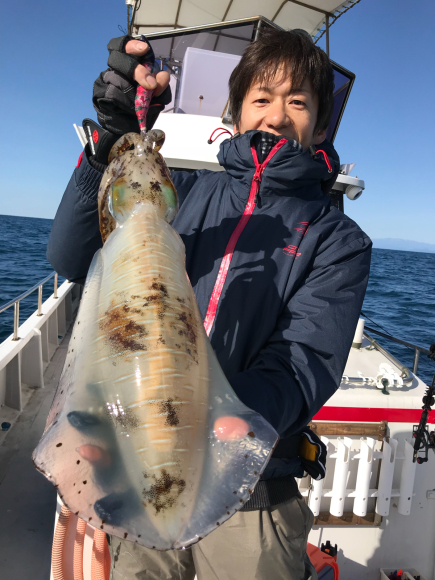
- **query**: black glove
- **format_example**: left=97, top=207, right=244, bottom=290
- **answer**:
left=299, top=427, right=327, bottom=481
left=92, top=35, right=172, bottom=137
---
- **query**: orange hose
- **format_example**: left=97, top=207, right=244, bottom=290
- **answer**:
left=91, top=529, right=111, bottom=580
left=52, top=504, right=72, bottom=580
left=104, top=536, right=111, bottom=580
left=73, top=517, right=87, bottom=580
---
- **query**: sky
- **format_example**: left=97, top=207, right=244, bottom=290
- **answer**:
left=0, top=0, right=434, bottom=244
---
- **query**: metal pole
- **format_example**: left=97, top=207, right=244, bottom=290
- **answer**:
left=13, top=302, right=19, bottom=341
left=254, top=18, right=262, bottom=41
left=37, top=285, right=43, bottom=316
left=54, top=273, right=58, bottom=299
left=413, top=349, right=421, bottom=375
left=325, top=15, right=330, bottom=57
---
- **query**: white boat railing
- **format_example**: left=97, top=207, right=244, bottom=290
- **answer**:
left=364, top=326, right=433, bottom=376
left=0, top=275, right=80, bottom=412
left=0, top=272, right=60, bottom=341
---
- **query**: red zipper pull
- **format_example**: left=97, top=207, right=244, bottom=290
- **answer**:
left=253, top=165, right=263, bottom=204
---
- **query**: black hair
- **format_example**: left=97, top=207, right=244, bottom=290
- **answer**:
left=228, top=27, right=334, bottom=134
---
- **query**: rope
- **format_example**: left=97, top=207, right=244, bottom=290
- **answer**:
left=315, top=149, right=332, bottom=173
left=361, top=310, right=394, bottom=337
left=207, top=127, right=233, bottom=144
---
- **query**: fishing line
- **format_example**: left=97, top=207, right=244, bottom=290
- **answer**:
left=360, top=310, right=394, bottom=337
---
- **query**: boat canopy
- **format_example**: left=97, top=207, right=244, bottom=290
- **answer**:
left=130, top=0, right=361, bottom=43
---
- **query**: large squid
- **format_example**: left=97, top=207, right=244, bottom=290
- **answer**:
left=33, top=81, right=278, bottom=551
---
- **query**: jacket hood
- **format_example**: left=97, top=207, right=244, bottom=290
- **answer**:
left=217, top=130, right=340, bottom=201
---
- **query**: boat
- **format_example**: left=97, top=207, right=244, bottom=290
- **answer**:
left=0, top=2, right=434, bottom=579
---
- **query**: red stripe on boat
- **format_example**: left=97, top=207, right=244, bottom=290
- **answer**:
left=313, top=406, right=434, bottom=424
left=203, top=139, right=287, bottom=336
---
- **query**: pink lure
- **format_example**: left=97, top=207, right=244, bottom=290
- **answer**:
left=134, top=63, right=154, bottom=133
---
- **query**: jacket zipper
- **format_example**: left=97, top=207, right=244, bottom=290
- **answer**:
left=203, top=138, right=287, bottom=336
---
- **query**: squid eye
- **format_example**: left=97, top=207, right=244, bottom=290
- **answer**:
left=112, top=184, right=124, bottom=205
left=109, top=178, right=129, bottom=220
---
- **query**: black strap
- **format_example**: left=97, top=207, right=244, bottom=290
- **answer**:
left=272, top=435, right=301, bottom=459
left=82, top=118, right=119, bottom=169
left=241, top=476, right=301, bottom=511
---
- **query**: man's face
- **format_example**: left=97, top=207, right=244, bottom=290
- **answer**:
left=235, top=71, right=326, bottom=150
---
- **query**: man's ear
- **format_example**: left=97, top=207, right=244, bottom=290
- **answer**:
left=312, top=129, right=327, bottom=145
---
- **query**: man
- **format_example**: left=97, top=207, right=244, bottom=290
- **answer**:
left=48, top=28, right=371, bottom=580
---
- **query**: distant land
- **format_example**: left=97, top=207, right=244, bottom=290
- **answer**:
left=372, top=238, right=435, bottom=253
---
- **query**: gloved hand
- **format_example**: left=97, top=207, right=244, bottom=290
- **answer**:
left=92, top=35, right=171, bottom=137
left=299, top=427, right=327, bottom=481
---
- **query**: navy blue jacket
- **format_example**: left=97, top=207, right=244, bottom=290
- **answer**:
left=47, top=131, right=371, bottom=477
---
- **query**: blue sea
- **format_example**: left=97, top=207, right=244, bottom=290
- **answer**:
left=1, top=214, right=434, bottom=385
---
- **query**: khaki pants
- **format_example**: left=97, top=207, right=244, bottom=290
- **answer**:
left=109, top=497, right=317, bottom=580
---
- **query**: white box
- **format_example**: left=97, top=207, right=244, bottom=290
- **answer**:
left=177, top=47, right=241, bottom=117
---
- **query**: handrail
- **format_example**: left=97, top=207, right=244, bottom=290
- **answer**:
left=0, top=272, right=59, bottom=341
left=364, top=325, right=431, bottom=376
left=364, top=326, right=431, bottom=356
left=364, top=331, right=413, bottom=383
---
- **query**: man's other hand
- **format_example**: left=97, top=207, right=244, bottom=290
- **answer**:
left=93, top=35, right=172, bottom=136
left=125, top=39, right=170, bottom=96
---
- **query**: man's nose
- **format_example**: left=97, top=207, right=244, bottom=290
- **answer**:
left=264, top=102, right=290, bottom=129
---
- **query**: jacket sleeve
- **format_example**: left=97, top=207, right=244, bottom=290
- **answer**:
left=47, top=150, right=197, bottom=284
left=228, top=232, right=372, bottom=439
left=171, top=169, right=208, bottom=207
left=46, top=146, right=103, bottom=284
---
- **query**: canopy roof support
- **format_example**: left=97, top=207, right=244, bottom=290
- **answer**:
left=273, top=0, right=333, bottom=20
left=270, top=0, right=334, bottom=55
left=314, top=0, right=361, bottom=46
left=169, top=0, right=183, bottom=59
left=130, top=0, right=362, bottom=42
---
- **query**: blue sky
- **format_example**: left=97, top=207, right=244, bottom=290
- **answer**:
left=1, top=0, right=434, bottom=244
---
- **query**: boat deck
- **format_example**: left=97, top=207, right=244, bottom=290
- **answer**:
left=0, top=329, right=70, bottom=580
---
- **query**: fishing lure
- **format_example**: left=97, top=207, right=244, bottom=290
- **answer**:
left=33, top=59, right=278, bottom=551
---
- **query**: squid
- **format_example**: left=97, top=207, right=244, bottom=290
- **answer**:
left=33, top=127, right=278, bottom=550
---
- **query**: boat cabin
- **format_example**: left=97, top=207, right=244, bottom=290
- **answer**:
left=126, top=16, right=363, bottom=211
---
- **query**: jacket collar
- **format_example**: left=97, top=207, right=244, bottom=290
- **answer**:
left=217, top=130, right=340, bottom=202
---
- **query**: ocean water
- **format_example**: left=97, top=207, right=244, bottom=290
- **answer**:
left=362, top=247, right=435, bottom=386
left=1, top=214, right=434, bottom=385
left=0, top=215, right=64, bottom=343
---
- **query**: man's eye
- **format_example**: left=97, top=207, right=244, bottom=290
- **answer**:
left=291, top=99, right=305, bottom=106
left=255, top=99, right=269, bottom=104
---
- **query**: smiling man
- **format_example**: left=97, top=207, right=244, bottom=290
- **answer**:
left=230, top=37, right=330, bottom=149
left=47, top=27, right=371, bottom=580
left=238, top=75, right=324, bottom=147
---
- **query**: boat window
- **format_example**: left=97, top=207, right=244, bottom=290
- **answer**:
left=327, top=64, right=355, bottom=142
left=152, top=23, right=255, bottom=118
left=152, top=24, right=255, bottom=62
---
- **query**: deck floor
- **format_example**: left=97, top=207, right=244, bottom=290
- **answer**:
left=0, top=330, right=70, bottom=580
